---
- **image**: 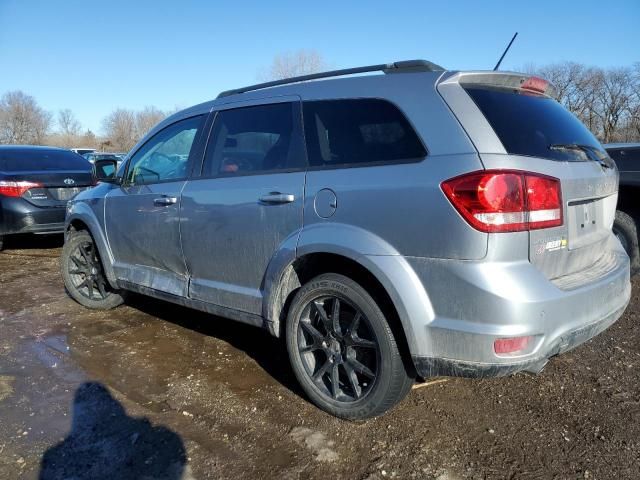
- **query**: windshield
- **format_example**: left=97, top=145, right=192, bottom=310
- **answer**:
left=465, top=86, right=608, bottom=162
left=0, top=149, right=91, bottom=171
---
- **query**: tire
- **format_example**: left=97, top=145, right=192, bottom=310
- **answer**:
left=286, top=273, right=414, bottom=419
left=61, top=230, right=125, bottom=309
left=0, top=235, right=4, bottom=252
left=613, top=210, right=640, bottom=276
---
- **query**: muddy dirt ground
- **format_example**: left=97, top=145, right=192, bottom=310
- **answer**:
left=0, top=235, right=638, bottom=480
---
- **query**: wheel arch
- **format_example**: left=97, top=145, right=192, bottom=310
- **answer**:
left=264, top=246, right=433, bottom=374
left=65, top=205, right=118, bottom=288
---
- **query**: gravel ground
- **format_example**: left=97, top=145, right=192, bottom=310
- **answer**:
left=0, top=235, right=638, bottom=479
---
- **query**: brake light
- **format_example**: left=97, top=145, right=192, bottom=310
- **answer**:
left=0, top=180, right=43, bottom=197
left=442, top=170, right=562, bottom=232
left=521, top=76, right=549, bottom=94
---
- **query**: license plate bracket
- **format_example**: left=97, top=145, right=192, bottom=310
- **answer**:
left=567, top=199, right=602, bottom=250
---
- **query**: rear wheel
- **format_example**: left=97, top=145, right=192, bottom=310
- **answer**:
left=61, top=230, right=125, bottom=309
left=286, top=273, right=413, bottom=419
left=613, top=210, right=640, bottom=276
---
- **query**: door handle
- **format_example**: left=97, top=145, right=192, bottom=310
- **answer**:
left=153, top=196, right=178, bottom=206
left=259, top=192, right=295, bottom=204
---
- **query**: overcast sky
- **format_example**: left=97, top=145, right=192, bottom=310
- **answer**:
left=1, top=0, right=638, bottom=134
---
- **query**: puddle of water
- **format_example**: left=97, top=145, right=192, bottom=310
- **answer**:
left=28, top=334, right=86, bottom=384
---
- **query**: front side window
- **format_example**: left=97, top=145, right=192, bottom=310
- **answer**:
left=203, top=102, right=303, bottom=177
left=126, top=116, right=203, bottom=185
left=303, top=99, right=427, bottom=168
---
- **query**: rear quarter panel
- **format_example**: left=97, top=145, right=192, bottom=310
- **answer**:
left=297, top=72, right=487, bottom=259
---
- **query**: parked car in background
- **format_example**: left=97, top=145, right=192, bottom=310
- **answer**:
left=62, top=61, right=630, bottom=419
left=70, top=148, right=96, bottom=156
left=83, top=152, right=126, bottom=165
left=0, top=146, right=93, bottom=251
left=605, top=143, right=640, bottom=274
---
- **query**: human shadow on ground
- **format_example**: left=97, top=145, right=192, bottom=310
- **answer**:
left=39, top=382, right=186, bottom=480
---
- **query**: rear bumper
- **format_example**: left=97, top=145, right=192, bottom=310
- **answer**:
left=412, top=300, right=627, bottom=378
left=0, top=197, right=66, bottom=236
left=394, top=237, right=631, bottom=378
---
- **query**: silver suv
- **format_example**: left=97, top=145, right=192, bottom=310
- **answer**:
left=62, top=60, right=631, bottom=419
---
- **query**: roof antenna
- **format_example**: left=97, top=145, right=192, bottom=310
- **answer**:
left=493, top=32, right=518, bottom=71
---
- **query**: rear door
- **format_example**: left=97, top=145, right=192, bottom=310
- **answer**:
left=180, top=98, right=306, bottom=314
left=440, top=73, right=619, bottom=280
left=104, top=115, right=206, bottom=297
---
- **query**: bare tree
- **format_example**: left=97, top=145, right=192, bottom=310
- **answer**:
left=594, top=67, right=634, bottom=143
left=55, top=109, right=83, bottom=147
left=135, top=106, right=166, bottom=139
left=0, top=90, right=52, bottom=145
left=625, top=63, right=640, bottom=140
left=527, top=62, right=639, bottom=143
left=81, top=129, right=97, bottom=148
left=58, top=109, right=81, bottom=136
left=102, top=108, right=137, bottom=151
left=260, top=50, right=328, bottom=81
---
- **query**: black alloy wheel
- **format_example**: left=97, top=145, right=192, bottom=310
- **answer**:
left=297, top=295, right=380, bottom=402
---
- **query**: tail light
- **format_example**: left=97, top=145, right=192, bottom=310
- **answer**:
left=442, top=170, right=562, bottom=233
left=0, top=180, right=43, bottom=198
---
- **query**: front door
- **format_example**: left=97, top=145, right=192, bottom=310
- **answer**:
left=105, top=115, right=206, bottom=297
left=180, top=100, right=306, bottom=314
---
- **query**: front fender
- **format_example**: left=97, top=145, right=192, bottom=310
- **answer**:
left=65, top=199, right=118, bottom=288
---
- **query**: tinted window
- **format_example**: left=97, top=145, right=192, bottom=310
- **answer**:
left=0, top=149, right=90, bottom=171
left=607, top=147, right=640, bottom=171
left=126, top=115, right=203, bottom=185
left=203, top=102, right=303, bottom=177
left=303, top=99, right=426, bottom=168
left=95, top=154, right=120, bottom=161
left=607, top=148, right=640, bottom=162
left=465, top=87, right=606, bottom=162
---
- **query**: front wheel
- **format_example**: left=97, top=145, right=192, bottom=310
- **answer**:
left=61, top=230, right=125, bottom=309
left=286, top=273, right=414, bottom=419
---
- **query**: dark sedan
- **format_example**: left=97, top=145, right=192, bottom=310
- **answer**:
left=0, top=146, right=93, bottom=250
left=605, top=143, right=640, bottom=275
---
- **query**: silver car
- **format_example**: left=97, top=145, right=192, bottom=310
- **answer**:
left=62, top=60, right=631, bottom=419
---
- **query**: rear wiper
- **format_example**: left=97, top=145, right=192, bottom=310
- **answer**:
left=549, top=143, right=613, bottom=169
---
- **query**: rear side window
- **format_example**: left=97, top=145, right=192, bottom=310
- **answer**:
left=0, top=149, right=90, bottom=171
left=303, top=99, right=426, bottom=168
left=465, top=87, right=606, bottom=162
left=203, top=102, right=305, bottom=177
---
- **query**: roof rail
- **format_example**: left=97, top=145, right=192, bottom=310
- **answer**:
left=216, top=59, right=445, bottom=98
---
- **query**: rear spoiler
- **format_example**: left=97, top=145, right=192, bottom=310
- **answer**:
left=442, top=71, right=558, bottom=99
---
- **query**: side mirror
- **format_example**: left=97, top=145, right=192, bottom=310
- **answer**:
left=93, top=159, right=120, bottom=183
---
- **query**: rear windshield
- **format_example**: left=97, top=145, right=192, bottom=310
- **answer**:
left=0, top=149, right=90, bottom=171
left=465, top=87, right=606, bottom=162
